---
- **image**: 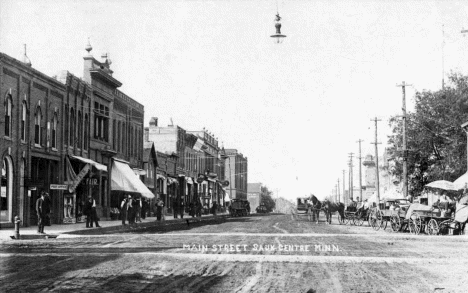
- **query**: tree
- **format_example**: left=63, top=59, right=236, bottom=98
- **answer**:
left=260, top=185, right=276, bottom=212
left=387, top=73, right=468, bottom=197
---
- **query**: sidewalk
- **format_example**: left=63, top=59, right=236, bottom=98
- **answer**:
left=0, top=213, right=227, bottom=241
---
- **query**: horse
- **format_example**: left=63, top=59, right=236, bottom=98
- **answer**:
left=308, top=195, right=322, bottom=224
left=322, top=200, right=345, bottom=224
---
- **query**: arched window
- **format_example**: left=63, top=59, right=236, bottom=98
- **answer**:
left=69, top=108, right=75, bottom=147
left=117, top=121, right=121, bottom=152
left=51, top=113, right=58, bottom=149
left=84, top=114, right=89, bottom=150
left=64, top=105, right=69, bottom=145
left=4, top=94, right=12, bottom=137
left=78, top=111, right=83, bottom=148
left=34, top=107, right=42, bottom=145
left=112, top=119, right=116, bottom=149
left=21, top=101, right=27, bottom=141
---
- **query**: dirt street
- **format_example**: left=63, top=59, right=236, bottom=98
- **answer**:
left=1, top=214, right=467, bottom=292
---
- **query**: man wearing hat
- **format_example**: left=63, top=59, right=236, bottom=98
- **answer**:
left=36, top=192, right=46, bottom=234
left=84, top=195, right=101, bottom=228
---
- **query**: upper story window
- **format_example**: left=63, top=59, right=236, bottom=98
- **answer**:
left=21, top=102, right=27, bottom=141
left=84, top=114, right=89, bottom=150
left=78, top=111, right=83, bottom=149
left=4, top=94, right=12, bottom=137
left=34, top=107, right=42, bottom=145
left=94, top=102, right=109, bottom=142
left=51, top=112, right=58, bottom=149
left=69, top=108, right=75, bottom=147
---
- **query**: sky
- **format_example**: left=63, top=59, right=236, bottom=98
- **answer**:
left=2, top=0, right=468, bottom=201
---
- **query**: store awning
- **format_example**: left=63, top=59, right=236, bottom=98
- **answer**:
left=71, top=155, right=107, bottom=171
left=111, top=160, right=154, bottom=198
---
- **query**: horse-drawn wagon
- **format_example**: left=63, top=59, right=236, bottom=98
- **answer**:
left=291, top=197, right=313, bottom=222
left=229, top=199, right=250, bottom=217
left=407, top=202, right=468, bottom=235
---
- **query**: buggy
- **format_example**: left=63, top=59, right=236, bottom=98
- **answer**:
left=229, top=199, right=250, bottom=217
left=291, top=197, right=313, bottom=222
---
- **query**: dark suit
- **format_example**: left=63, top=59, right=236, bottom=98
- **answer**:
left=36, top=197, right=45, bottom=233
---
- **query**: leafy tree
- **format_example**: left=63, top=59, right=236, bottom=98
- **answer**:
left=260, top=186, right=276, bottom=212
left=387, top=73, right=468, bottom=197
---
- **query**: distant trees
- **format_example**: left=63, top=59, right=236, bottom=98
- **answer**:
left=260, top=186, right=276, bottom=212
left=387, top=73, right=468, bottom=197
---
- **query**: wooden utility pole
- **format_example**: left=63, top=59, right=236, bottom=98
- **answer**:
left=397, top=82, right=411, bottom=200
left=357, top=139, right=363, bottom=202
left=371, top=118, right=382, bottom=206
left=348, top=153, right=354, bottom=201
left=342, top=170, right=345, bottom=203
left=337, top=178, right=340, bottom=202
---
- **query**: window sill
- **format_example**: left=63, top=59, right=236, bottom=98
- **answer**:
left=3, top=136, right=12, bottom=141
left=34, top=144, right=42, bottom=148
left=51, top=148, right=58, bottom=152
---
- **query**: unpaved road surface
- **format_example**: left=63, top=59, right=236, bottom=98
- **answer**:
left=1, top=214, right=468, bottom=292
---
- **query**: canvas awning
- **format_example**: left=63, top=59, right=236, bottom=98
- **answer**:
left=71, top=155, right=107, bottom=171
left=111, top=160, right=154, bottom=198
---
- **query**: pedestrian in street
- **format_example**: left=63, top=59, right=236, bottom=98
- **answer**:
left=36, top=192, right=46, bottom=234
left=156, top=198, right=164, bottom=221
left=121, top=195, right=128, bottom=225
left=85, top=195, right=101, bottom=228
left=212, top=201, right=218, bottom=216
left=135, top=197, right=142, bottom=223
left=180, top=199, right=185, bottom=219
left=173, top=197, right=178, bottom=219
left=141, top=198, right=148, bottom=220
left=127, top=195, right=136, bottom=225
left=43, top=192, right=52, bottom=226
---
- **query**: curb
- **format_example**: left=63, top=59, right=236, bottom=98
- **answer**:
left=64, top=215, right=229, bottom=235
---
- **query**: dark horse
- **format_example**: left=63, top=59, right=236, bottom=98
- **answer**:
left=322, top=200, right=345, bottom=224
left=308, top=195, right=322, bottom=223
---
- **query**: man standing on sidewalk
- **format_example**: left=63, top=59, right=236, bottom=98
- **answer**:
left=36, top=192, right=46, bottom=234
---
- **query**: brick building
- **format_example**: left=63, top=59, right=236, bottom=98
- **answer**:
left=0, top=42, right=149, bottom=227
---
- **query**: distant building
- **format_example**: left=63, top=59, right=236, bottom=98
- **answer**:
left=247, top=183, right=262, bottom=212
left=224, top=149, right=248, bottom=200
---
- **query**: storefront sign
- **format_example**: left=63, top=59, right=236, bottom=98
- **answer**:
left=50, top=184, right=68, bottom=190
left=69, top=164, right=90, bottom=193
left=84, top=178, right=99, bottom=186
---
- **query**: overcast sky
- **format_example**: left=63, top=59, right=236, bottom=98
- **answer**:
left=2, top=0, right=468, bottom=201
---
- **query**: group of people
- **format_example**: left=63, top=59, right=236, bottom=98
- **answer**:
left=120, top=195, right=148, bottom=226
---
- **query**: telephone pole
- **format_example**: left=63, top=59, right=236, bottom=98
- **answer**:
left=371, top=118, right=382, bottom=206
left=348, top=153, right=354, bottom=201
left=337, top=178, right=340, bottom=202
left=342, top=169, right=345, bottom=203
left=356, top=139, right=363, bottom=202
left=397, top=82, right=411, bottom=200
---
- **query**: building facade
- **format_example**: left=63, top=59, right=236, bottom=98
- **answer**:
left=224, top=149, right=248, bottom=200
left=0, top=43, right=146, bottom=227
left=247, top=183, right=261, bottom=212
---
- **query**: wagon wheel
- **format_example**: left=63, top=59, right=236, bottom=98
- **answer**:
left=378, top=212, right=387, bottom=230
left=390, top=214, right=401, bottom=232
left=427, top=219, right=439, bottom=235
left=355, top=212, right=364, bottom=226
left=409, top=212, right=422, bottom=235
left=370, top=210, right=380, bottom=231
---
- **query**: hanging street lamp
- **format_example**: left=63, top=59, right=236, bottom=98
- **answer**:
left=270, top=13, right=286, bottom=44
